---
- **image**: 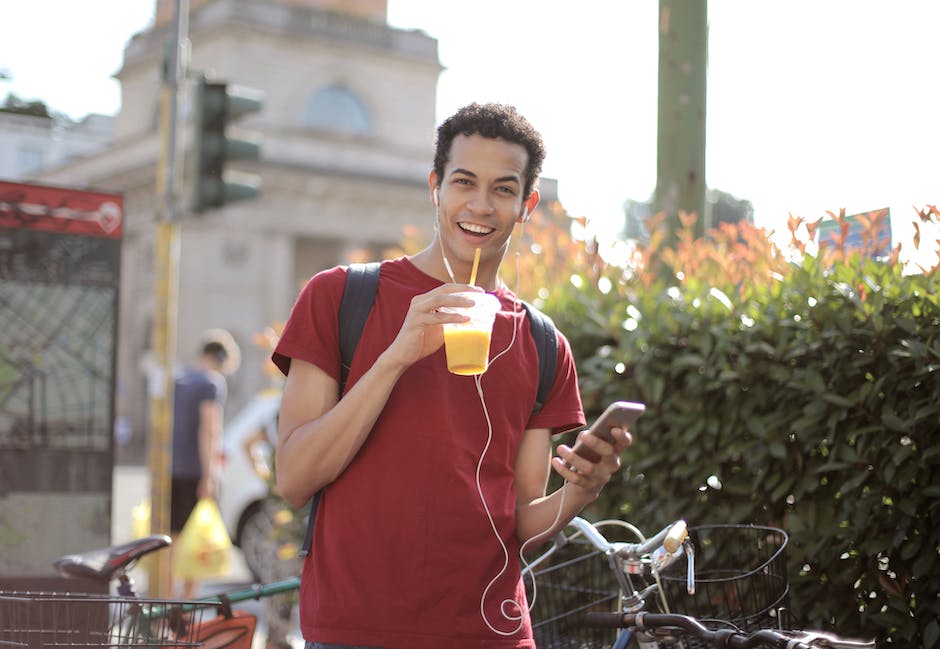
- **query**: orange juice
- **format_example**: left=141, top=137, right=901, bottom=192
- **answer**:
left=444, top=327, right=492, bottom=375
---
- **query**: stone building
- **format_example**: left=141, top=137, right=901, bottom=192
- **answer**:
left=36, top=0, right=443, bottom=452
left=0, top=107, right=113, bottom=181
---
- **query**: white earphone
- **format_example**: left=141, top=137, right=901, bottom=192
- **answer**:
left=432, top=187, right=440, bottom=207
left=519, top=207, right=530, bottom=224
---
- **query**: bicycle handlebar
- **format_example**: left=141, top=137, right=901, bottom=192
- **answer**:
left=520, top=514, right=697, bottom=613
left=563, top=516, right=694, bottom=595
left=564, top=516, right=689, bottom=559
left=622, top=519, right=688, bottom=556
left=584, top=612, right=876, bottom=649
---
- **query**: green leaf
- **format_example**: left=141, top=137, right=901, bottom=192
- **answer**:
left=912, top=551, right=936, bottom=579
left=898, top=497, right=919, bottom=517
left=925, top=618, right=939, bottom=649
left=803, top=369, right=827, bottom=394
left=770, top=475, right=795, bottom=501
left=881, top=410, right=909, bottom=432
left=892, top=443, right=913, bottom=465
left=815, top=461, right=851, bottom=473
left=840, top=471, right=869, bottom=494
left=768, top=441, right=787, bottom=460
left=823, top=393, right=857, bottom=407
left=900, top=536, right=923, bottom=560
left=882, top=461, right=897, bottom=484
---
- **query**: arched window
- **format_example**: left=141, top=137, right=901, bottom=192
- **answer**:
left=304, top=85, right=372, bottom=135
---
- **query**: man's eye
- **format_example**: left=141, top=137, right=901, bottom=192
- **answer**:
left=496, top=186, right=516, bottom=195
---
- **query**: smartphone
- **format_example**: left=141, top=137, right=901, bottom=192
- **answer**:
left=571, top=401, right=645, bottom=463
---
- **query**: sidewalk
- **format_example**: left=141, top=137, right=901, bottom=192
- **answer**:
left=111, top=464, right=303, bottom=649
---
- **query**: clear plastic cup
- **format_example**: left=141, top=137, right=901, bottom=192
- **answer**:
left=440, top=292, right=501, bottom=376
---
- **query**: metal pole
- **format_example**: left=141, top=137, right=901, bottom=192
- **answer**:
left=653, top=0, right=708, bottom=247
left=148, top=0, right=189, bottom=597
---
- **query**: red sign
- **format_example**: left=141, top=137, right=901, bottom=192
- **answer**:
left=0, top=180, right=123, bottom=239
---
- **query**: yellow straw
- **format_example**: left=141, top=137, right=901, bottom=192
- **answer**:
left=469, top=247, right=481, bottom=286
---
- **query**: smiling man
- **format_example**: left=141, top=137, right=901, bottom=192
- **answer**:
left=272, top=103, right=633, bottom=649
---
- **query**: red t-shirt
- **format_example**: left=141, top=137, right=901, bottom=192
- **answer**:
left=273, top=257, right=585, bottom=649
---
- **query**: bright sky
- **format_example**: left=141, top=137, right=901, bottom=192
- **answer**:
left=1, top=1, right=938, bottom=259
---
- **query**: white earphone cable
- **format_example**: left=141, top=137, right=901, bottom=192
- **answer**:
left=459, top=220, right=573, bottom=636
left=434, top=200, right=570, bottom=636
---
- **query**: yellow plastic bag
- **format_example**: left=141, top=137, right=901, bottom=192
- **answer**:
left=131, top=500, right=151, bottom=539
left=130, top=499, right=154, bottom=575
left=173, top=498, right=233, bottom=580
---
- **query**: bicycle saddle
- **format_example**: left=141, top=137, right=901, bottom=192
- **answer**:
left=53, top=534, right=171, bottom=582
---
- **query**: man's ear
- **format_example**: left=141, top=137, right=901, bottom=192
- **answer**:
left=428, top=171, right=439, bottom=206
left=518, top=189, right=541, bottom=223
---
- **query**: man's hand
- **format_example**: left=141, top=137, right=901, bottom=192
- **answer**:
left=381, top=284, right=484, bottom=371
left=552, top=426, right=633, bottom=494
left=197, top=475, right=218, bottom=500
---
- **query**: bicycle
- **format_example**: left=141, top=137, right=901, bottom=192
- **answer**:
left=0, top=533, right=301, bottom=648
left=522, top=516, right=875, bottom=649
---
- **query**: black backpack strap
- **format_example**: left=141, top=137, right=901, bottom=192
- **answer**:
left=298, top=491, right=321, bottom=557
left=338, top=261, right=382, bottom=395
left=520, top=300, right=558, bottom=415
left=299, top=261, right=382, bottom=558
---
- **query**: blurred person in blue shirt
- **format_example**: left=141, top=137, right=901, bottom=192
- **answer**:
left=170, top=328, right=240, bottom=598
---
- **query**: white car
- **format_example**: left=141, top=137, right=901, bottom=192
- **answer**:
left=218, top=388, right=283, bottom=579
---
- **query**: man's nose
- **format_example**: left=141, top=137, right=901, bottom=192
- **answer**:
left=466, top=188, right=494, bottom=214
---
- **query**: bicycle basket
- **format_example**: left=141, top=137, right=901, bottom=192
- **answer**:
left=526, top=544, right=620, bottom=649
left=657, top=524, right=789, bottom=648
left=0, top=591, right=219, bottom=648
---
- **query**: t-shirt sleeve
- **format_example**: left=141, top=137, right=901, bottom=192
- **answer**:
left=205, top=374, right=225, bottom=406
left=527, top=329, right=585, bottom=435
left=271, top=266, right=347, bottom=381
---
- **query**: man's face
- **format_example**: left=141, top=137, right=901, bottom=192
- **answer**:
left=434, top=133, right=530, bottom=268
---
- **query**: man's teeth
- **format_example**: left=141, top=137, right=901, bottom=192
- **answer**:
left=459, top=223, right=494, bottom=235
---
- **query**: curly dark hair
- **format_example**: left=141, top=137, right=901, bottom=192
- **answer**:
left=433, top=103, right=546, bottom=200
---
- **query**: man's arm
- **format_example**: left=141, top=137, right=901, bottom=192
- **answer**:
left=197, top=399, right=223, bottom=499
left=514, top=425, right=632, bottom=546
left=243, top=428, right=272, bottom=482
left=275, top=354, right=405, bottom=508
left=275, top=283, right=483, bottom=508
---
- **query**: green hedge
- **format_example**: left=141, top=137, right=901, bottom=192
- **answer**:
left=546, top=252, right=939, bottom=647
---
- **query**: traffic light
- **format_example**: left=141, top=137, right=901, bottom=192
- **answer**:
left=192, top=77, right=264, bottom=213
